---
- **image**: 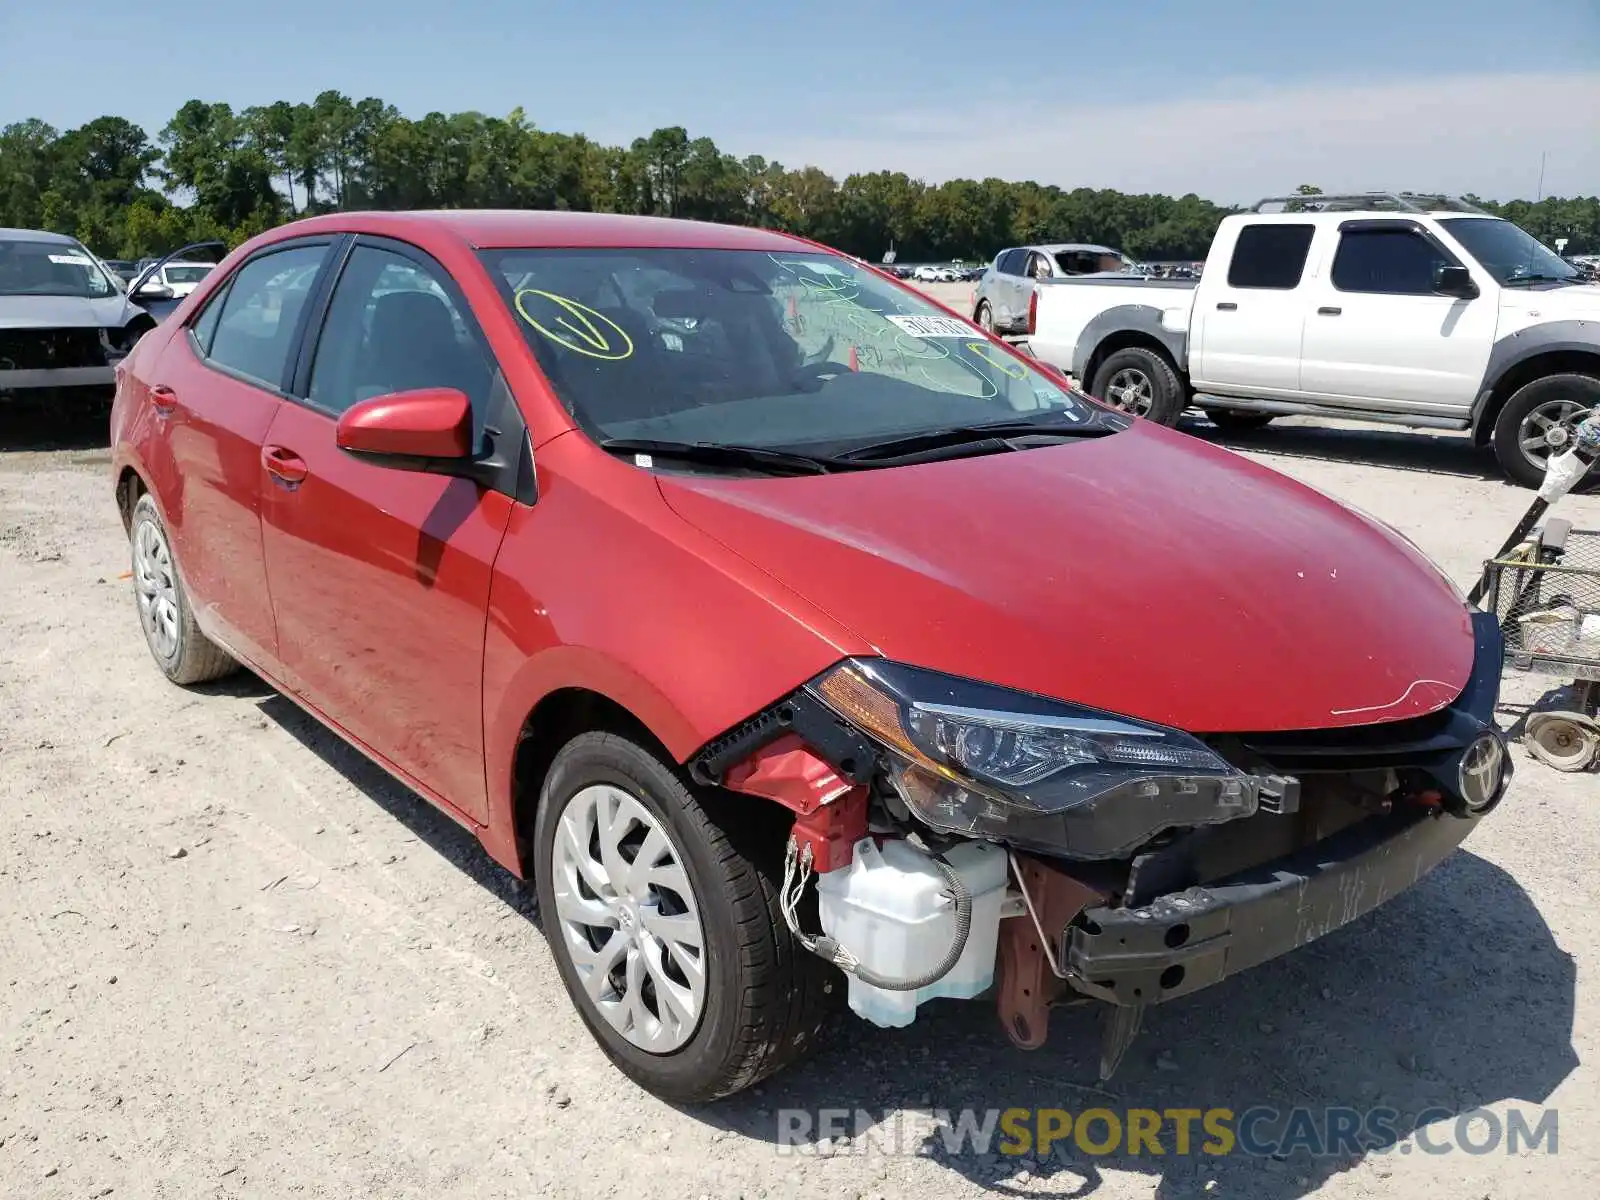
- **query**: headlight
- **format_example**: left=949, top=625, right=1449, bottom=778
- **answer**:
left=809, top=659, right=1262, bottom=859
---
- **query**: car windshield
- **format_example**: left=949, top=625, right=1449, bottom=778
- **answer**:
left=1438, top=218, right=1581, bottom=285
left=164, top=264, right=213, bottom=284
left=0, top=237, right=115, bottom=298
left=480, top=247, right=1092, bottom=454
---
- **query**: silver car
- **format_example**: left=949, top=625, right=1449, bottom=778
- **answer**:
left=1, top=228, right=161, bottom=403
left=972, top=243, right=1135, bottom=334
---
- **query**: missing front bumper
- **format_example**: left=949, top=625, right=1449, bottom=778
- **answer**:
left=1063, top=805, right=1483, bottom=1007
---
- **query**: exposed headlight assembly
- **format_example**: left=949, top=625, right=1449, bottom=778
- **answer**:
left=809, top=659, right=1264, bottom=859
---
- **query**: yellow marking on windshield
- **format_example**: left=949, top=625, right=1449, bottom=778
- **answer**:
left=513, top=289, right=635, bottom=361
left=963, top=341, right=1027, bottom=379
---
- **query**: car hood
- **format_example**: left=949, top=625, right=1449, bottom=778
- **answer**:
left=0, top=293, right=138, bottom=329
left=658, top=422, right=1475, bottom=733
left=1503, top=281, right=1600, bottom=315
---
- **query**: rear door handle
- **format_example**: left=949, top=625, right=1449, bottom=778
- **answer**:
left=1216, top=302, right=1238, bottom=311
left=262, top=445, right=309, bottom=487
left=1317, top=306, right=1342, bottom=316
left=149, top=384, right=178, bottom=415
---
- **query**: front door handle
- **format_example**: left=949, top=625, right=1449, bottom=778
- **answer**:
left=149, top=384, right=178, bottom=415
left=1216, top=302, right=1238, bottom=311
left=1317, top=306, right=1342, bottom=316
left=262, top=445, right=309, bottom=487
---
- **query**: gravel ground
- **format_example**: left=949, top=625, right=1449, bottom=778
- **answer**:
left=1, top=402, right=1596, bottom=1200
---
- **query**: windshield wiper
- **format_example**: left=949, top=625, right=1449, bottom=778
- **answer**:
left=1503, top=273, right=1580, bottom=287
left=598, top=437, right=850, bottom=476
left=835, top=415, right=1120, bottom=463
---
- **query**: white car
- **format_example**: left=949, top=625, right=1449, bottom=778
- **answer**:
left=0, top=228, right=158, bottom=403
left=972, top=243, right=1137, bottom=334
left=1027, top=192, right=1600, bottom=487
left=149, top=260, right=215, bottom=298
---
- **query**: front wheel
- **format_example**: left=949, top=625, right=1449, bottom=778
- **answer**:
left=1089, top=347, right=1185, bottom=426
left=974, top=300, right=995, bottom=333
left=534, top=732, right=837, bottom=1102
left=1491, top=373, right=1600, bottom=489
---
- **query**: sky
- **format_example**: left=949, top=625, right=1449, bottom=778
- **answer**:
left=4, top=0, right=1598, bottom=203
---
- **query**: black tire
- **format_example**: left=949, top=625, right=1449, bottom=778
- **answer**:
left=1491, top=373, right=1600, bottom=490
left=534, top=732, right=838, bottom=1103
left=129, top=493, right=238, bottom=685
left=974, top=301, right=995, bottom=333
left=1089, top=347, right=1185, bottom=426
left=1206, top=408, right=1275, bottom=433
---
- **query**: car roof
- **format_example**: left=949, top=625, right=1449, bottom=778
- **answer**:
left=1036, top=243, right=1122, bottom=255
left=264, top=209, right=812, bottom=252
left=0, top=227, right=80, bottom=246
left=1228, top=210, right=1507, bottom=224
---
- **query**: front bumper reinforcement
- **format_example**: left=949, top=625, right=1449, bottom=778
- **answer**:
left=1064, top=804, right=1482, bottom=1007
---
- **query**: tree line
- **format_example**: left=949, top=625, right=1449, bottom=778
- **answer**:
left=3, top=92, right=1597, bottom=264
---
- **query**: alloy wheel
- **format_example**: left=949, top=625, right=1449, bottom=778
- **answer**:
left=550, top=784, right=708, bottom=1054
left=1105, top=367, right=1155, bottom=416
left=1518, top=397, right=1590, bottom=474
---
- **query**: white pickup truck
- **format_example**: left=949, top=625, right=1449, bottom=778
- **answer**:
left=1024, top=193, right=1600, bottom=487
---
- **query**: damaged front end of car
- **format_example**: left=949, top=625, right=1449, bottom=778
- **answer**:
left=0, top=322, right=150, bottom=402
left=689, top=610, right=1510, bottom=1078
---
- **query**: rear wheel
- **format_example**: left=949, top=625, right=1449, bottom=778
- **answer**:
left=534, top=732, right=837, bottom=1103
left=1089, top=347, right=1184, bottom=426
left=1206, top=408, right=1275, bottom=433
left=129, top=493, right=237, bottom=685
left=1491, top=373, right=1600, bottom=489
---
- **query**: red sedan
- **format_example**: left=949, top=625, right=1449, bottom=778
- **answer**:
left=111, top=210, right=1510, bottom=1101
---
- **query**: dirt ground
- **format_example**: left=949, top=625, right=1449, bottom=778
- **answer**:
left=2, top=402, right=1597, bottom=1200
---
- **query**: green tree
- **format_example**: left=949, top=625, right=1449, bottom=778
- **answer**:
left=3, top=92, right=1595, bottom=262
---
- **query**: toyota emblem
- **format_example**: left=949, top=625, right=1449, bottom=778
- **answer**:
left=1457, top=732, right=1508, bottom=813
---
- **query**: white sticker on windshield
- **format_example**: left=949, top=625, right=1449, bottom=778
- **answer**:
left=47, top=253, right=93, bottom=266
left=885, top=314, right=976, bottom=339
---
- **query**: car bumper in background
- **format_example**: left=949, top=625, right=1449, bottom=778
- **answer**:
left=1, top=366, right=116, bottom=393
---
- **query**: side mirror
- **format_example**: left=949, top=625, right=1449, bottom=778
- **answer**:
left=336, top=387, right=473, bottom=466
left=1435, top=265, right=1479, bottom=299
left=133, top=282, right=174, bottom=302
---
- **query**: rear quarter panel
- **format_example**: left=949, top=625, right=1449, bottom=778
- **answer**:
left=1030, top=279, right=1196, bottom=376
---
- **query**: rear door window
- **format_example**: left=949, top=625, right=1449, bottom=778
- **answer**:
left=1226, top=224, right=1315, bottom=290
left=204, top=245, right=329, bottom=389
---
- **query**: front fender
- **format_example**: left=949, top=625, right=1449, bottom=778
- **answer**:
left=478, top=440, right=869, bottom=872
left=1470, top=319, right=1600, bottom=434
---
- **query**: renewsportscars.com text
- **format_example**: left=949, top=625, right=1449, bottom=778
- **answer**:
left=776, top=1106, right=1558, bottom=1159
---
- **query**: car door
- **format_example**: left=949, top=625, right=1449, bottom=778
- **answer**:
left=141, top=239, right=336, bottom=671
left=1190, top=221, right=1316, bottom=395
left=1007, top=249, right=1035, bottom=330
left=990, top=249, right=1024, bottom=329
left=257, top=237, right=518, bottom=824
left=1298, top=220, right=1496, bottom=415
